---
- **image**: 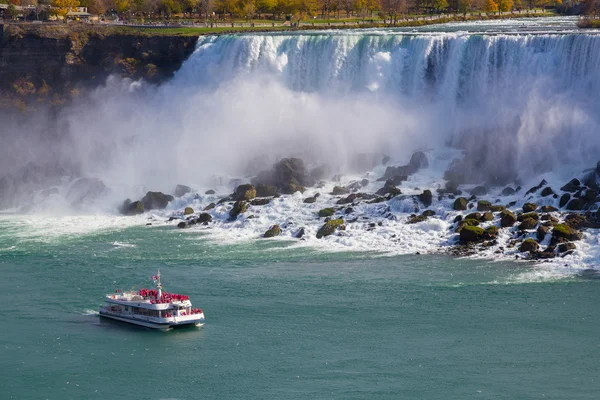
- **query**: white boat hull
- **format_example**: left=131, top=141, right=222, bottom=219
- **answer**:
left=99, top=310, right=204, bottom=330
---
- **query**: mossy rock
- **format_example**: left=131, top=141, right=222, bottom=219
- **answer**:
left=459, top=225, right=485, bottom=243
left=264, top=224, right=281, bottom=238
left=500, top=210, right=517, bottom=227
left=523, top=202, right=538, bottom=213
left=184, top=207, right=194, bottom=215
left=519, top=238, right=539, bottom=252
left=490, top=205, right=506, bottom=212
left=229, top=201, right=248, bottom=220
left=408, top=214, right=428, bottom=224
left=233, top=184, right=257, bottom=201
left=465, top=212, right=481, bottom=220
left=332, top=186, right=350, bottom=195
left=455, top=218, right=480, bottom=233
left=552, top=224, right=583, bottom=242
left=453, top=197, right=468, bottom=211
left=519, top=217, right=538, bottom=230
left=518, top=212, right=539, bottom=222
left=564, top=213, right=587, bottom=229
left=477, top=200, right=491, bottom=211
left=250, top=198, right=271, bottom=206
left=316, top=219, right=345, bottom=239
left=484, top=226, right=499, bottom=239
left=422, top=210, right=436, bottom=217
left=481, top=212, right=494, bottom=222
left=318, top=208, right=335, bottom=218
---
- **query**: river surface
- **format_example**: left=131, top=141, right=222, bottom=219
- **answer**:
left=0, top=215, right=599, bottom=399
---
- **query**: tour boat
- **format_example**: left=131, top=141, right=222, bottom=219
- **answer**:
left=99, top=270, right=205, bottom=330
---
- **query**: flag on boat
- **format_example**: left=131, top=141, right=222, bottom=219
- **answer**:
left=151, top=275, right=158, bottom=280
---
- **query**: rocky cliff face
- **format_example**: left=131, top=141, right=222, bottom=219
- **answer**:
left=0, top=24, right=198, bottom=103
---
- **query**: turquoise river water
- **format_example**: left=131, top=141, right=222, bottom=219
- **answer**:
left=0, top=216, right=598, bottom=399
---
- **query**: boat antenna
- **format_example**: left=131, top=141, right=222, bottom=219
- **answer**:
left=156, top=269, right=162, bottom=299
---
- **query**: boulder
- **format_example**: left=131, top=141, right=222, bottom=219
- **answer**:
left=525, top=179, right=547, bottom=195
left=376, top=180, right=402, bottom=197
left=564, top=213, right=587, bottom=229
left=559, top=193, right=571, bottom=208
left=229, top=201, right=248, bottom=220
left=519, top=238, right=539, bottom=252
left=175, top=184, right=192, bottom=197
left=459, top=226, right=485, bottom=243
left=256, top=183, right=279, bottom=197
left=418, top=190, right=433, bottom=207
left=294, top=228, right=305, bottom=239
left=316, top=219, right=345, bottom=239
left=66, top=177, right=107, bottom=206
left=484, top=226, right=499, bottom=239
left=541, top=205, right=558, bottom=213
left=203, top=203, right=216, bottom=211
left=233, top=184, right=257, bottom=201
left=205, top=189, right=216, bottom=195
left=197, top=213, right=212, bottom=223
left=121, top=199, right=144, bottom=216
left=408, top=214, right=428, bottom=224
left=501, top=187, right=516, bottom=196
left=409, top=151, right=428, bottom=171
left=477, top=200, right=491, bottom=211
left=422, top=210, right=436, bottom=217
left=303, top=195, right=318, bottom=204
left=558, top=242, right=577, bottom=253
left=481, top=212, right=494, bottom=221
left=584, top=189, right=598, bottom=202
left=337, top=193, right=360, bottom=205
left=453, top=197, right=468, bottom=211
left=465, top=212, right=482, bottom=220
left=560, top=179, right=581, bottom=193
left=552, top=224, right=583, bottom=242
left=332, top=186, right=350, bottom=195
left=470, top=185, right=488, bottom=196
left=523, top=203, right=538, bottom=213
left=184, top=207, right=194, bottom=215
left=540, top=187, right=554, bottom=197
left=518, top=212, right=539, bottom=222
left=541, top=213, right=558, bottom=222
left=254, top=158, right=313, bottom=194
left=318, top=208, right=335, bottom=218
left=250, top=198, right=271, bottom=206
left=177, top=221, right=187, bottom=229
left=264, top=224, right=281, bottom=238
left=490, top=205, right=506, bottom=212
left=566, top=198, right=586, bottom=211
left=537, top=225, right=550, bottom=241
left=519, top=217, right=538, bottom=230
left=141, top=191, right=174, bottom=210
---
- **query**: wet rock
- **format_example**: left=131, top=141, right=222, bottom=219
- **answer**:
left=459, top=226, right=485, bottom=243
left=409, top=151, right=428, bottom=171
left=337, top=193, right=360, bottom=205
left=552, top=224, right=583, bottom=242
left=303, top=195, right=318, bottom=204
left=418, top=190, right=433, bottom=207
left=470, top=185, right=488, bottom=196
left=121, top=199, right=144, bottom=215
left=254, top=158, right=312, bottom=194
left=501, top=186, right=516, bottom=196
left=519, top=238, right=539, bottom=252
left=541, top=205, right=558, bottom=213
left=332, top=186, right=350, bottom=195
left=250, top=198, right=271, bottom=206
left=309, top=164, right=332, bottom=181
left=490, top=205, right=506, bottom=212
left=408, top=214, right=428, bottom=224
left=376, top=180, right=402, bottom=197
left=318, top=208, right=335, bottom=218
left=518, top=212, right=539, bottom=222
left=558, top=242, right=576, bottom=253
left=537, top=225, right=550, bottom=241
left=540, top=187, right=554, bottom=197
left=453, top=215, right=463, bottom=223
left=264, top=224, right=281, bottom=238
left=294, top=227, right=305, bottom=239
left=142, top=191, right=174, bottom=211
left=197, top=213, right=212, bottom=223
left=453, top=197, right=468, bottom=211
left=584, top=189, right=598, bottom=202
left=465, top=212, right=482, bottom=220
left=559, top=193, right=571, bottom=208
left=229, top=201, right=248, bottom=220
left=523, top=203, right=538, bottom=213
left=233, top=184, right=257, bottom=201
left=184, top=207, right=194, bottom=215
left=361, top=179, right=369, bottom=187
left=203, top=203, right=216, bottom=211
left=541, top=213, right=558, bottom=223
left=564, top=213, right=587, bottom=229
left=316, top=219, right=345, bottom=239
left=175, top=184, right=192, bottom=197
left=477, top=200, right=491, bottom=211
left=566, top=198, right=586, bottom=211
left=444, top=181, right=461, bottom=195
left=525, top=179, right=547, bottom=195
left=519, top=217, right=538, bottom=230
left=205, top=189, right=216, bottom=195
left=177, top=221, right=187, bottom=229
left=560, top=179, right=581, bottom=193
left=67, top=177, right=107, bottom=206
left=217, top=196, right=232, bottom=205
left=481, top=212, right=494, bottom=221
left=423, top=210, right=436, bottom=217
left=255, top=183, right=279, bottom=198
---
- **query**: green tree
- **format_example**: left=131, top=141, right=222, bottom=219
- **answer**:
left=483, top=0, right=498, bottom=12
left=432, top=0, right=448, bottom=11
left=497, top=0, right=512, bottom=11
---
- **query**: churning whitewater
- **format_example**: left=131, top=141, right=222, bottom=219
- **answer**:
left=2, top=19, right=600, bottom=274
